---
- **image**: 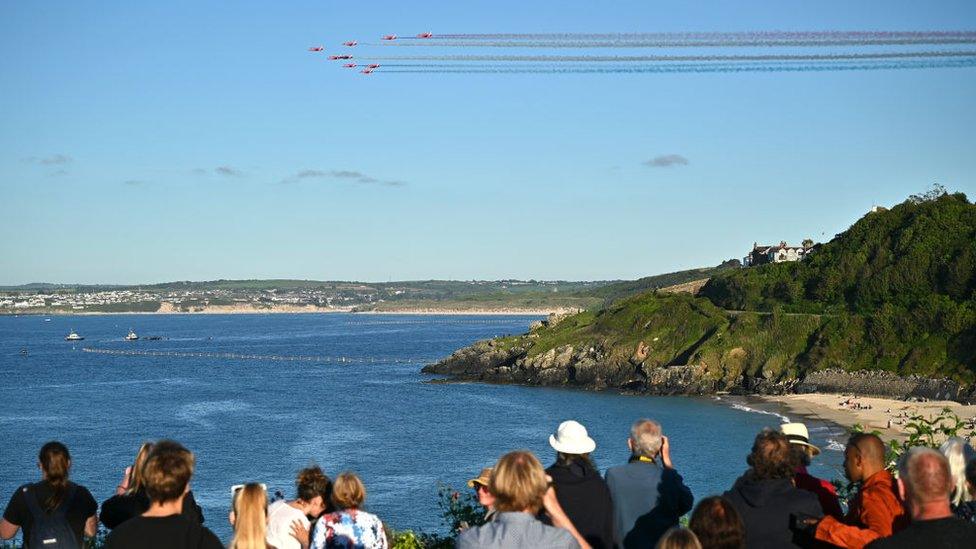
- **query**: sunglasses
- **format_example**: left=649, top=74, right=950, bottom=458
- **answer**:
left=231, top=483, right=268, bottom=496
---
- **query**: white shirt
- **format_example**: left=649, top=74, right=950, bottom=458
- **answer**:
left=267, top=499, right=310, bottom=549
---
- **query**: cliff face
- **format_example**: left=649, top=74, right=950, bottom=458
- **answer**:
left=424, top=192, right=976, bottom=402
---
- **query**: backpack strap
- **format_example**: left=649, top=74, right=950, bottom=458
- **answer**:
left=22, top=484, right=45, bottom=520
left=22, top=483, right=78, bottom=517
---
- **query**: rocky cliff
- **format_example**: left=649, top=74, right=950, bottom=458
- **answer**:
left=424, top=192, right=976, bottom=402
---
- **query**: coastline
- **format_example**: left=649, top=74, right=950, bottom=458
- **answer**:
left=759, top=393, right=976, bottom=441
left=1, top=306, right=561, bottom=316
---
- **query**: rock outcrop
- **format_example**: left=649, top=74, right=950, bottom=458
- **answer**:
left=424, top=342, right=976, bottom=403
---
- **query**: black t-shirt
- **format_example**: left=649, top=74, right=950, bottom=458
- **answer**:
left=2, top=481, right=97, bottom=548
left=866, top=516, right=976, bottom=548
left=100, top=490, right=204, bottom=529
left=104, top=514, right=223, bottom=549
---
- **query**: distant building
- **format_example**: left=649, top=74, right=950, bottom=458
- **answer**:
left=744, top=241, right=813, bottom=266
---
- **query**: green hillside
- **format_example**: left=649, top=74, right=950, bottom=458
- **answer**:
left=428, top=190, right=976, bottom=389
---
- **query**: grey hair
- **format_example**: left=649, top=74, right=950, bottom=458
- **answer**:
left=939, top=437, right=976, bottom=507
left=630, top=419, right=663, bottom=458
left=898, top=446, right=952, bottom=504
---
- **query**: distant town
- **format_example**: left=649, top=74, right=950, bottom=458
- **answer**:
left=0, top=279, right=610, bottom=314
left=0, top=236, right=825, bottom=315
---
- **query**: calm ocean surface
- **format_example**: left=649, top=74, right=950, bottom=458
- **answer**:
left=0, top=313, right=843, bottom=541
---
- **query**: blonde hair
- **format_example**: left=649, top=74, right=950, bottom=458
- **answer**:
left=231, top=483, right=268, bottom=549
left=331, top=472, right=366, bottom=510
left=656, top=527, right=702, bottom=549
left=489, top=450, right=548, bottom=513
left=143, top=440, right=195, bottom=503
left=126, top=442, right=155, bottom=495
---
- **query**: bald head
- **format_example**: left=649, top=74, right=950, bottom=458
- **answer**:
left=849, top=433, right=886, bottom=465
left=842, top=433, right=887, bottom=483
left=899, top=447, right=952, bottom=506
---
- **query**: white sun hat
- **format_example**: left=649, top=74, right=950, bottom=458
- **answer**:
left=780, top=422, right=821, bottom=456
left=549, top=420, right=597, bottom=455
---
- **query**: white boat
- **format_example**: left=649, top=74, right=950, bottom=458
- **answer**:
left=125, top=329, right=138, bottom=341
left=64, top=330, right=84, bottom=341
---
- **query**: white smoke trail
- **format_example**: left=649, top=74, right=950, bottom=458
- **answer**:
left=356, top=50, right=976, bottom=63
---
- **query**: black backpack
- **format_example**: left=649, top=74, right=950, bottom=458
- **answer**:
left=23, top=483, right=79, bottom=549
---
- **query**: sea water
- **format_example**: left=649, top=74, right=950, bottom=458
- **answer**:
left=0, top=313, right=844, bottom=541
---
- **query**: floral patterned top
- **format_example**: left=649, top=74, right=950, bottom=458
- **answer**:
left=311, top=508, right=388, bottom=549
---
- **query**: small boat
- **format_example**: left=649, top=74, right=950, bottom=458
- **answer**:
left=64, top=330, right=84, bottom=341
left=125, top=329, right=139, bottom=341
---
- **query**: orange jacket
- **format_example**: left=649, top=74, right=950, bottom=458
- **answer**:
left=815, top=469, right=908, bottom=549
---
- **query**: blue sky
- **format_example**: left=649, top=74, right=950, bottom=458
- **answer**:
left=1, top=1, right=975, bottom=284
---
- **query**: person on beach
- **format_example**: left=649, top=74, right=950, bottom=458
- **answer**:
left=688, top=496, right=745, bottom=549
left=605, top=419, right=694, bottom=549
left=805, top=433, right=907, bottom=548
left=545, top=420, right=615, bottom=549
left=0, top=441, right=98, bottom=548
left=865, top=447, right=976, bottom=548
left=723, top=429, right=823, bottom=549
left=231, top=483, right=274, bottom=549
left=779, top=423, right=843, bottom=518
left=939, top=437, right=976, bottom=513
left=456, top=450, right=580, bottom=549
left=100, top=441, right=205, bottom=530
left=267, top=465, right=332, bottom=549
left=467, top=467, right=497, bottom=523
left=103, top=440, right=222, bottom=549
left=655, top=526, right=701, bottom=549
left=311, top=472, right=387, bottom=549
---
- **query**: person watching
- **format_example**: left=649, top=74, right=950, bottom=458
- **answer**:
left=231, top=483, right=273, bottom=549
left=779, top=423, right=842, bottom=518
left=865, top=447, right=976, bottom=548
left=1, top=441, right=98, bottom=548
left=605, top=419, right=694, bottom=549
left=456, top=450, right=580, bottom=549
left=100, top=441, right=204, bottom=530
left=723, top=429, right=823, bottom=548
left=546, top=420, right=614, bottom=549
left=807, top=433, right=907, bottom=548
left=467, top=467, right=496, bottom=523
left=311, top=472, right=387, bottom=549
left=103, top=440, right=222, bottom=549
left=939, top=437, right=976, bottom=513
left=267, top=465, right=331, bottom=549
left=688, top=496, right=745, bottom=549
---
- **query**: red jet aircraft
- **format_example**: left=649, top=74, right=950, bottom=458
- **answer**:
left=365, top=64, right=380, bottom=69
left=361, top=67, right=375, bottom=74
left=308, top=46, right=324, bottom=52
left=343, top=41, right=357, bottom=47
left=329, top=55, right=353, bottom=60
left=417, top=32, right=433, bottom=38
left=343, top=63, right=357, bottom=68
left=382, top=34, right=397, bottom=40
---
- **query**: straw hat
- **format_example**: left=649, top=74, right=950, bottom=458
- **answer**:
left=780, top=422, right=820, bottom=456
left=466, top=467, right=492, bottom=488
left=549, top=420, right=597, bottom=455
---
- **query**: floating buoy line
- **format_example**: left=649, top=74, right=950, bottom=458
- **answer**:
left=81, top=347, right=436, bottom=364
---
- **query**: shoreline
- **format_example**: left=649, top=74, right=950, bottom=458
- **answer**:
left=1, top=307, right=561, bottom=317
left=759, top=393, right=976, bottom=441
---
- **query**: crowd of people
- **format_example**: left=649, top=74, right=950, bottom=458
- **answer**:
left=2, top=418, right=976, bottom=549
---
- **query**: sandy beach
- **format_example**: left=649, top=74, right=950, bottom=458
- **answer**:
left=763, top=393, right=976, bottom=441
